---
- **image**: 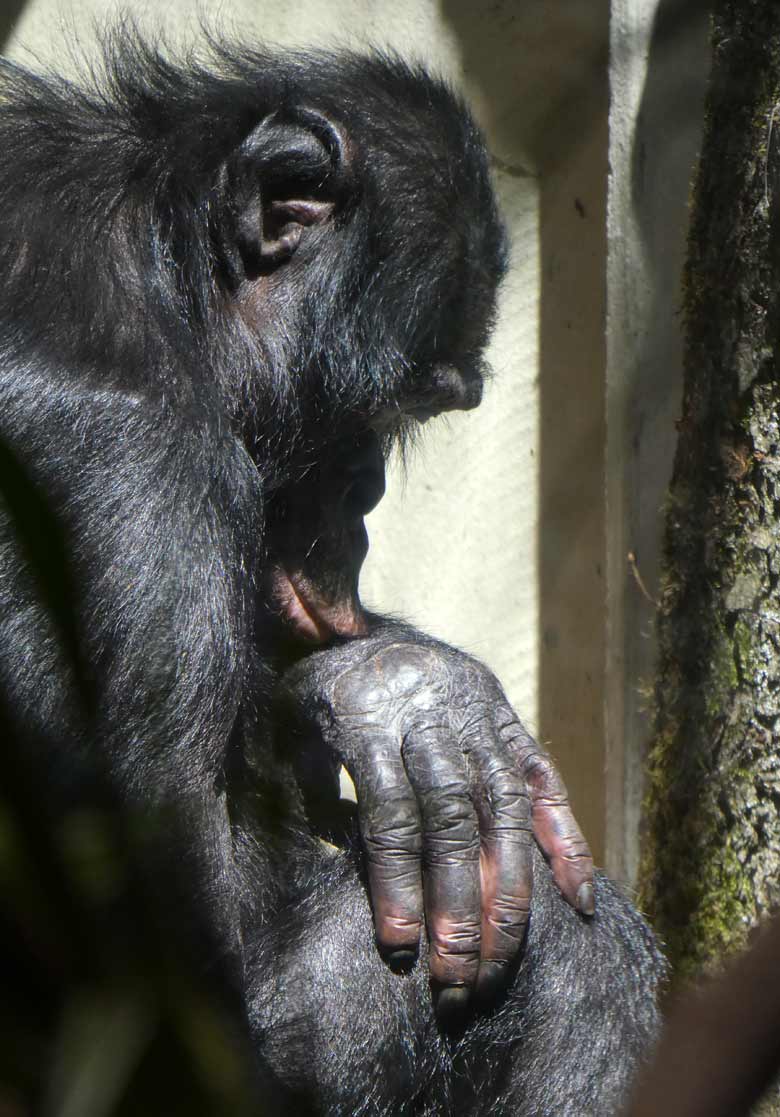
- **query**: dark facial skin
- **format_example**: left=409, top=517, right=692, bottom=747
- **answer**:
left=267, top=380, right=595, bottom=1015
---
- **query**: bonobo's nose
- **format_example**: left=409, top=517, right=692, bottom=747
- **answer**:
left=405, top=363, right=483, bottom=422
left=429, top=362, right=483, bottom=412
left=369, top=363, right=484, bottom=429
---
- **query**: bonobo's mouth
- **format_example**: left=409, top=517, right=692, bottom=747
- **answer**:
left=266, top=432, right=384, bottom=645
left=269, top=563, right=370, bottom=644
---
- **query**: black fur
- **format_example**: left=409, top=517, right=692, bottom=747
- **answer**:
left=246, top=844, right=664, bottom=1115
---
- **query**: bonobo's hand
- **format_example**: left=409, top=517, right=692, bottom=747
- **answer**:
left=278, top=625, right=594, bottom=1010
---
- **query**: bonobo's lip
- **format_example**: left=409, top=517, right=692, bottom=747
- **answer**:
left=269, top=565, right=369, bottom=644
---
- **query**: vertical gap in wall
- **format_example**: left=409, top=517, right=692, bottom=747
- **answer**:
left=536, top=28, right=610, bottom=869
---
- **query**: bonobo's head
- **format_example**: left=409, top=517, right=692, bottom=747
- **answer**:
left=0, top=37, right=505, bottom=648
left=205, top=52, right=508, bottom=645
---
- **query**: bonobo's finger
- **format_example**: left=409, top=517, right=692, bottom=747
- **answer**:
left=514, top=737, right=595, bottom=916
left=473, top=753, right=533, bottom=1004
left=350, top=742, right=425, bottom=958
left=402, top=730, right=481, bottom=991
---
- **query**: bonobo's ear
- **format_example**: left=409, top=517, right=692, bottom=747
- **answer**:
left=215, top=108, right=348, bottom=283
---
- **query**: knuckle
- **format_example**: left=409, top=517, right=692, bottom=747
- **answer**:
left=483, top=830, right=532, bottom=858
left=486, top=774, right=531, bottom=821
left=378, top=913, right=422, bottom=938
left=425, top=810, right=479, bottom=862
left=435, top=926, right=481, bottom=950
left=485, top=918, right=528, bottom=952
left=363, top=802, right=422, bottom=856
left=561, top=841, right=593, bottom=865
left=364, top=830, right=422, bottom=859
left=520, top=750, right=553, bottom=781
left=483, top=896, right=531, bottom=956
left=430, top=919, right=482, bottom=964
left=423, top=784, right=475, bottom=832
left=487, top=893, right=531, bottom=928
left=364, top=790, right=419, bottom=829
left=536, top=807, right=590, bottom=848
left=524, top=756, right=569, bottom=801
left=427, top=840, right=479, bottom=865
left=426, top=794, right=478, bottom=841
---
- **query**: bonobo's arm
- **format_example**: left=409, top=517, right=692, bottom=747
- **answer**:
left=277, top=621, right=594, bottom=1009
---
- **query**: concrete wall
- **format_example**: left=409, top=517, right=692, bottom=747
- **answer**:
left=0, top=0, right=711, bottom=877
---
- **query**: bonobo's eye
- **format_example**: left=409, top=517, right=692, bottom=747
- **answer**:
left=215, top=107, right=349, bottom=283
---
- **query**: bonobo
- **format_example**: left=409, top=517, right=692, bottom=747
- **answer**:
left=0, top=30, right=665, bottom=1114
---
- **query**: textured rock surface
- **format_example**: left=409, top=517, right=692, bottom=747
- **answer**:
left=640, top=1, right=780, bottom=1007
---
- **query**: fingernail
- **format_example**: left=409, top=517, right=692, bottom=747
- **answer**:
left=577, top=881, right=595, bottom=916
left=383, top=947, right=418, bottom=974
left=434, top=985, right=471, bottom=1030
left=474, top=961, right=508, bottom=1009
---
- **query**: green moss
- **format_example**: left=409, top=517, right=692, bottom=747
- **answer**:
left=675, top=839, right=751, bottom=979
left=704, top=616, right=739, bottom=718
left=641, top=0, right=780, bottom=997
left=640, top=755, right=754, bottom=981
left=640, top=608, right=758, bottom=979
left=733, top=615, right=758, bottom=682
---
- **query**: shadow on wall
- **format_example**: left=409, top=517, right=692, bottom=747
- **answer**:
left=438, top=0, right=610, bottom=862
left=0, top=1, right=27, bottom=48
left=622, top=0, right=709, bottom=855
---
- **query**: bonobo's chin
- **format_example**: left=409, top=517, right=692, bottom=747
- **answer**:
left=269, top=566, right=369, bottom=644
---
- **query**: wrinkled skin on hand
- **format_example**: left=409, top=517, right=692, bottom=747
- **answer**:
left=278, top=623, right=595, bottom=1014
